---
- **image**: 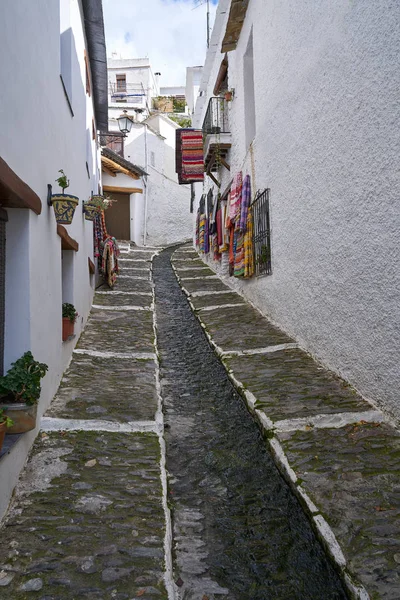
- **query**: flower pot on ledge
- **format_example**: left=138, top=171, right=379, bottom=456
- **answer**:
left=51, top=194, right=79, bottom=225
left=62, top=317, right=75, bottom=341
left=0, top=402, right=38, bottom=434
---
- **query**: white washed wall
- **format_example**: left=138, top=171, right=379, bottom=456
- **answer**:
left=0, top=0, right=99, bottom=415
left=194, top=0, right=400, bottom=420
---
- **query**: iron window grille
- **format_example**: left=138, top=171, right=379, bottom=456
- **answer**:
left=251, top=188, right=272, bottom=276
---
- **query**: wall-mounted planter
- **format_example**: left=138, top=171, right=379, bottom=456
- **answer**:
left=51, top=194, right=79, bottom=225
left=83, top=202, right=99, bottom=222
left=0, top=403, right=38, bottom=434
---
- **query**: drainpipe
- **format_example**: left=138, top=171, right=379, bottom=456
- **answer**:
left=143, top=123, right=149, bottom=247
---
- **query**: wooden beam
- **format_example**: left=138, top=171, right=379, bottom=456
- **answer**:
left=0, top=156, right=42, bottom=214
left=101, top=156, right=139, bottom=180
left=207, top=171, right=220, bottom=188
left=102, top=165, right=116, bottom=178
left=103, top=185, right=143, bottom=194
left=57, top=224, right=79, bottom=251
left=220, top=156, right=231, bottom=172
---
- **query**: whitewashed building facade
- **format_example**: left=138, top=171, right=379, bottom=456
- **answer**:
left=0, top=0, right=108, bottom=515
left=192, top=0, right=400, bottom=420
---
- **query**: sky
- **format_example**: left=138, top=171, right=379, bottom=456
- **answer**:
left=102, top=0, right=218, bottom=87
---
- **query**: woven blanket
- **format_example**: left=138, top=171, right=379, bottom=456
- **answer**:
left=176, top=129, right=204, bottom=184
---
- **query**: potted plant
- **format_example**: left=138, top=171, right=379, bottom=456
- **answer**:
left=224, top=90, right=234, bottom=102
left=0, top=352, right=48, bottom=433
left=62, top=302, right=78, bottom=341
left=51, top=170, right=79, bottom=225
left=0, top=410, right=13, bottom=453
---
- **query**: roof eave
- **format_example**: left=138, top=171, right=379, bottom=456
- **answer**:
left=82, top=0, right=108, bottom=132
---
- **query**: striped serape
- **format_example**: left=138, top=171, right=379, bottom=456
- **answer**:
left=199, top=214, right=206, bottom=252
left=176, top=129, right=204, bottom=184
left=244, top=206, right=255, bottom=278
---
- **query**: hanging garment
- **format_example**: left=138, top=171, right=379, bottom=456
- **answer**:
left=239, top=174, right=251, bottom=232
left=219, top=201, right=229, bottom=252
left=204, top=215, right=210, bottom=254
left=244, top=206, right=255, bottom=278
left=195, top=209, right=200, bottom=248
left=234, top=231, right=245, bottom=277
left=227, top=172, right=243, bottom=227
left=199, top=213, right=206, bottom=252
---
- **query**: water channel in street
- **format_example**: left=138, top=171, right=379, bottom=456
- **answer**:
left=154, top=246, right=348, bottom=600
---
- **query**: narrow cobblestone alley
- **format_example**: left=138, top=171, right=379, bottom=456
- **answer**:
left=0, top=243, right=398, bottom=600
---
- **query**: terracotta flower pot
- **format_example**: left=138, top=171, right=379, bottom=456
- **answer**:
left=0, top=403, right=38, bottom=434
left=62, top=317, right=75, bottom=341
left=51, top=194, right=79, bottom=225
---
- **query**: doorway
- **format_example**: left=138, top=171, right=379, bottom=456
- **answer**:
left=104, top=192, right=130, bottom=241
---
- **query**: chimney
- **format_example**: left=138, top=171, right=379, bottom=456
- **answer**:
left=154, top=72, right=161, bottom=96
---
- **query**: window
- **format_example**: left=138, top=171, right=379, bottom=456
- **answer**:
left=150, top=151, right=155, bottom=167
left=116, top=74, right=126, bottom=91
left=243, top=30, right=256, bottom=147
left=251, top=188, right=272, bottom=276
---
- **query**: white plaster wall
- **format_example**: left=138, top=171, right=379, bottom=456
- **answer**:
left=145, top=166, right=191, bottom=247
left=0, top=0, right=99, bottom=421
left=194, top=0, right=400, bottom=420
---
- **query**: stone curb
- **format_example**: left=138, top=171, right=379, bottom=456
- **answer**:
left=171, top=249, right=370, bottom=600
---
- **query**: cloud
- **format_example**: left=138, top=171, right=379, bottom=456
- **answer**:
left=103, top=0, right=218, bottom=86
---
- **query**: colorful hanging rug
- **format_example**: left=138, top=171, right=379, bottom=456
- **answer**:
left=176, top=129, right=204, bottom=184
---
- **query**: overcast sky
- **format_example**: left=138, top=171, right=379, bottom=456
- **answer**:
left=102, top=0, right=218, bottom=87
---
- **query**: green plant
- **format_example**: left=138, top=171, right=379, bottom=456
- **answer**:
left=0, top=352, right=48, bottom=405
left=62, top=303, right=78, bottom=323
left=169, top=114, right=192, bottom=128
left=87, top=195, right=117, bottom=211
left=0, top=409, right=13, bottom=428
left=55, top=169, right=70, bottom=192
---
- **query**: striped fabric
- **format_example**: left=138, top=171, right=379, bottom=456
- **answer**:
left=226, top=171, right=243, bottom=226
left=239, top=174, right=251, bottom=232
left=176, top=129, right=204, bottom=184
left=244, top=206, right=255, bottom=278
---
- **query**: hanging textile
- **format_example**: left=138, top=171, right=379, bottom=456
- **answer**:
left=102, top=237, right=120, bottom=288
left=176, top=129, right=204, bottom=184
left=234, top=231, right=245, bottom=277
left=199, top=213, right=206, bottom=252
left=226, top=171, right=243, bottom=227
left=239, top=174, right=251, bottom=232
left=219, top=201, right=229, bottom=252
left=204, top=214, right=210, bottom=254
left=195, top=209, right=200, bottom=248
left=244, top=206, right=255, bottom=278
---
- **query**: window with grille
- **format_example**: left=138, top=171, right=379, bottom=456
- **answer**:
left=251, top=188, right=272, bottom=276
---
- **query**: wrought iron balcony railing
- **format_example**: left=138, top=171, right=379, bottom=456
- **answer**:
left=202, top=97, right=230, bottom=136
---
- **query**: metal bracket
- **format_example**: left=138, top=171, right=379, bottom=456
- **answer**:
left=47, top=184, right=53, bottom=206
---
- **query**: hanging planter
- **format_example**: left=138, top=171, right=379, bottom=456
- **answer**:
left=83, top=201, right=100, bottom=222
left=50, top=170, right=79, bottom=225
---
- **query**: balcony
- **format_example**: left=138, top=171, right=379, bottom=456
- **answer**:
left=202, top=97, right=231, bottom=178
left=109, top=83, right=146, bottom=105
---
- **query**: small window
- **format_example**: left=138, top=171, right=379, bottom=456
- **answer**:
left=84, top=50, right=91, bottom=96
left=150, top=151, right=155, bottom=167
left=92, top=118, right=96, bottom=141
left=251, top=188, right=272, bottom=276
left=116, top=74, right=126, bottom=91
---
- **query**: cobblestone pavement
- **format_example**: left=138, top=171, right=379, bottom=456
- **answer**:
left=0, top=243, right=173, bottom=600
left=172, top=244, right=400, bottom=600
left=154, top=247, right=347, bottom=600
left=0, top=242, right=398, bottom=600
